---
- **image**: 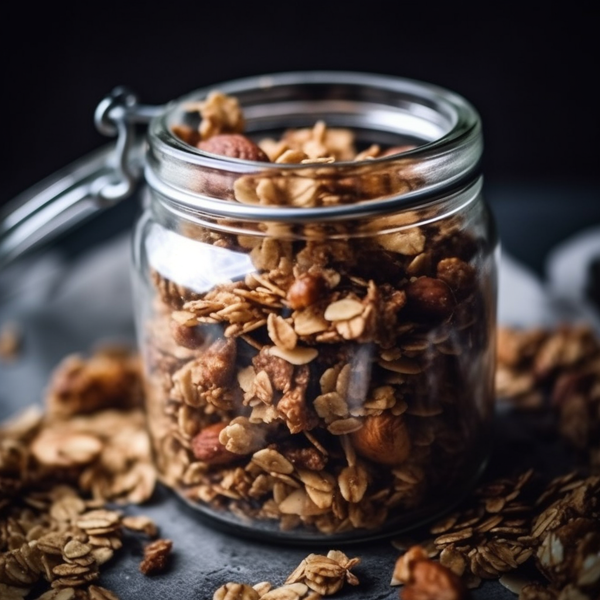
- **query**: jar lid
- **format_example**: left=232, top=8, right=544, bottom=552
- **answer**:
left=0, top=72, right=482, bottom=269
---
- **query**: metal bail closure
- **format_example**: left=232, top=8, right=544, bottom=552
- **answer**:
left=0, top=88, right=164, bottom=270
left=93, top=87, right=163, bottom=206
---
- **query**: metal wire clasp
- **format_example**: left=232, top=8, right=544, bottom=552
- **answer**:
left=93, top=87, right=164, bottom=205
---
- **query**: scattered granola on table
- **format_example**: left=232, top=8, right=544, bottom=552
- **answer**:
left=389, top=468, right=600, bottom=599
left=392, top=545, right=468, bottom=600
left=0, top=348, right=159, bottom=600
left=496, top=324, right=600, bottom=469
left=212, top=549, right=359, bottom=599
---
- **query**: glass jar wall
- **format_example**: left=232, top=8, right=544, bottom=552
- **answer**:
left=132, top=73, right=497, bottom=541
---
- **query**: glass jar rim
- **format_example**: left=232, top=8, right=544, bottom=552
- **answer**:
left=146, top=71, right=482, bottom=221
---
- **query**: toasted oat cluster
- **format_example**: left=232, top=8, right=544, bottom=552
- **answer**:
left=0, top=349, right=159, bottom=600
left=212, top=550, right=360, bottom=599
left=389, top=469, right=600, bottom=599
left=143, top=91, right=496, bottom=536
left=496, top=324, right=600, bottom=468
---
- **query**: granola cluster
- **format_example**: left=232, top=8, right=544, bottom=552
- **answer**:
left=0, top=349, right=160, bottom=600
left=143, top=92, right=496, bottom=536
left=389, top=469, right=600, bottom=599
left=528, top=472, right=600, bottom=599
left=212, top=550, right=359, bottom=599
left=496, top=324, right=600, bottom=468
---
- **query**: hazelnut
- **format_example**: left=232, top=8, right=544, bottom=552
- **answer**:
left=436, top=257, right=475, bottom=299
left=405, top=277, right=455, bottom=320
left=402, top=559, right=467, bottom=600
left=350, top=413, right=411, bottom=466
left=287, top=273, right=327, bottom=310
left=170, top=320, right=205, bottom=350
left=197, top=134, right=270, bottom=162
left=191, top=423, right=237, bottom=465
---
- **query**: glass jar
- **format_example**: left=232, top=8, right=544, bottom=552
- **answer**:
left=131, top=72, right=497, bottom=542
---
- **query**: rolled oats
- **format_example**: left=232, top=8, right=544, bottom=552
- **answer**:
left=0, top=349, right=158, bottom=600
left=285, top=550, right=359, bottom=595
left=88, top=586, right=121, bottom=600
left=497, top=325, right=600, bottom=468
left=213, top=583, right=260, bottom=600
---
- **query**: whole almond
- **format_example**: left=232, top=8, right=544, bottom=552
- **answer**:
left=350, top=413, right=411, bottom=466
left=197, top=134, right=270, bottom=161
left=191, top=423, right=237, bottom=465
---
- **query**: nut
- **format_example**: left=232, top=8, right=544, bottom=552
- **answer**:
left=170, top=319, right=205, bottom=350
left=192, top=423, right=238, bottom=465
left=286, top=273, right=327, bottom=310
left=139, top=538, right=173, bottom=575
left=198, top=134, right=270, bottom=162
left=405, top=277, right=456, bottom=320
left=392, top=546, right=430, bottom=585
left=402, top=559, right=467, bottom=600
left=436, top=258, right=476, bottom=298
left=350, top=413, right=411, bottom=465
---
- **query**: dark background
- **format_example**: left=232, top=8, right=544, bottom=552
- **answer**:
left=1, top=2, right=598, bottom=273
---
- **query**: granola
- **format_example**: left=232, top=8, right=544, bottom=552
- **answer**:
left=212, top=549, right=359, bottom=599
left=386, top=469, right=600, bottom=598
left=139, top=538, right=172, bottom=575
left=496, top=325, right=600, bottom=468
left=392, top=545, right=468, bottom=600
left=145, top=91, right=496, bottom=537
left=0, top=349, right=158, bottom=600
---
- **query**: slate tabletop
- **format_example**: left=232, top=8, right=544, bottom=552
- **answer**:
left=1, top=181, right=599, bottom=600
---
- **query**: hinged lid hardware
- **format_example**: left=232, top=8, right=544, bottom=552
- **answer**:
left=94, top=87, right=163, bottom=205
